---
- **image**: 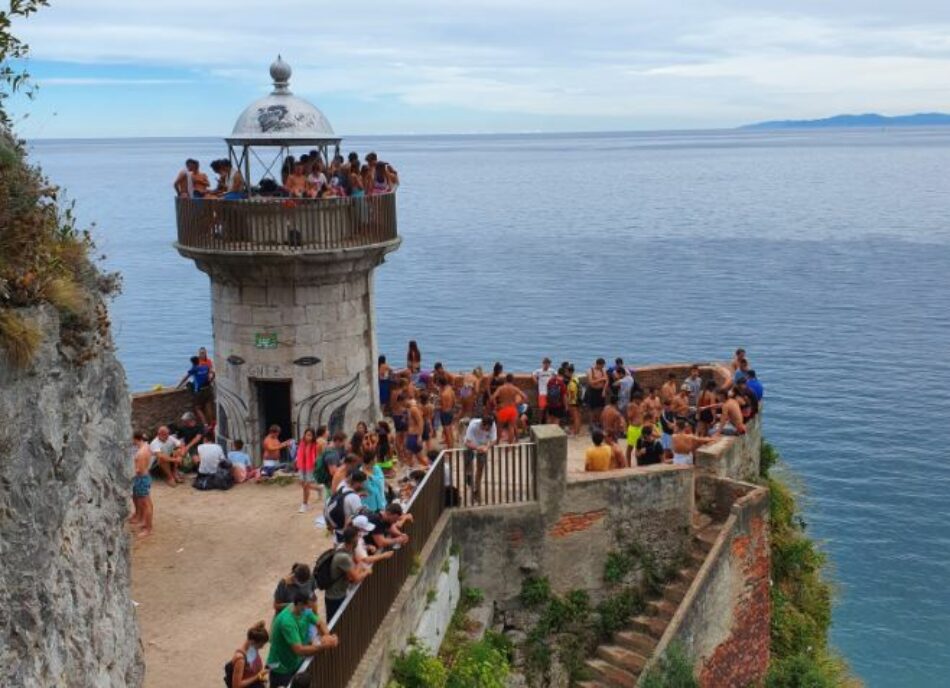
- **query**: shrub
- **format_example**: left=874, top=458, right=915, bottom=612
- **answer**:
left=390, top=644, right=448, bottom=688
left=446, top=636, right=509, bottom=688
left=640, top=642, right=698, bottom=688
left=520, top=575, right=551, bottom=608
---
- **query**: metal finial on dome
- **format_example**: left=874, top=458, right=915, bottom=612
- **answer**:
left=270, top=55, right=292, bottom=94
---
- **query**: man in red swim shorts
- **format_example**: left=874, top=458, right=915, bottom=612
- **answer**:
left=491, top=374, right=526, bottom=443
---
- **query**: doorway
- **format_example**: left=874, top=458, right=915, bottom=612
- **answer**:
left=255, top=380, right=293, bottom=445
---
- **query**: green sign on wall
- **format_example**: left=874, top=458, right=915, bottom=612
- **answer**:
left=255, top=333, right=278, bottom=349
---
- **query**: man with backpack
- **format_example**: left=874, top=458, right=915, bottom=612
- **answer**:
left=266, top=591, right=338, bottom=687
left=323, top=470, right=367, bottom=543
left=319, top=526, right=370, bottom=622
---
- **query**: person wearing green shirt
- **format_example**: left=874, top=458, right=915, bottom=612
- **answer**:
left=266, top=592, right=338, bottom=687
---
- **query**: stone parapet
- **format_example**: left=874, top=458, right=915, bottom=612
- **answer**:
left=131, top=387, right=194, bottom=435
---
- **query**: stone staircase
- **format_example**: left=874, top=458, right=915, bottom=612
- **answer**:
left=578, top=513, right=722, bottom=687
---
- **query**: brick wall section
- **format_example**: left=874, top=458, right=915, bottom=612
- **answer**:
left=130, top=387, right=195, bottom=436
left=698, top=510, right=770, bottom=687
left=547, top=510, right=606, bottom=538
left=646, top=484, right=770, bottom=688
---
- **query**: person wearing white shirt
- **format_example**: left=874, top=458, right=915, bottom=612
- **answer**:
left=196, top=433, right=225, bottom=476
left=532, top=357, right=556, bottom=423
left=149, top=426, right=183, bottom=486
left=464, top=415, right=497, bottom=503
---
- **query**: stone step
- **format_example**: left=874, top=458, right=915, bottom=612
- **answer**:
left=695, top=524, right=722, bottom=547
left=629, top=614, right=667, bottom=639
left=676, top=566, right=699, bottom=583
left=585, top=658, right=638, bottom=688
left=646, top=598, right=678, bottom=620
left=614, top=629, right=657, bottom=656
left=596, top=644, right=647, bottom=674
left=662, top=580, right=689, bottom=605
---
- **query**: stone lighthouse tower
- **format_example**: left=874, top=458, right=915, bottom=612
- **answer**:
left=174, top=57, right=400, bottom=456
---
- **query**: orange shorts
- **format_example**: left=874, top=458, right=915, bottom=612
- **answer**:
left=538, top=394, right=548, bottom=410
left=496, top=405, right=517, bottom=424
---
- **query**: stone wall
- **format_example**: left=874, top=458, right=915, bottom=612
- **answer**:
left=348, top=512, right=455, bottom=688
left=694, top=415, right=762, bottom=483
left=131, top=387, right=193, bottom=435
left=0, top=307, right=143, bottom=687
left=647, top=477, right=770, bottom=687
left=454, top=426, right=694, bottom=601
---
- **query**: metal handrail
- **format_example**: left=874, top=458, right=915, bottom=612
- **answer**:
left=174, top=192, right=398, bottom=253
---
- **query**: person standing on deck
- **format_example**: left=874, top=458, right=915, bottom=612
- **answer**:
left=586, top=359, right=609, bottom=428
left=406, top=398, right=428, bottom=468
left=492, top=374, right=526, bottom=444
left=439, top=376, right=457, bottom=449
left=532, top=358, right=556, bottom=423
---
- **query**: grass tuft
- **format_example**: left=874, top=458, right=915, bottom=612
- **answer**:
left=0, top=309, right=42, bottom=367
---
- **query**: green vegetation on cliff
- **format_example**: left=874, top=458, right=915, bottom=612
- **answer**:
left=0, top=1, right=116, bottom=367
left=761, top=442, right=860, bottom=687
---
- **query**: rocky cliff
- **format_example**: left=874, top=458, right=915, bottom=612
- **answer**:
left=0, top=306, right=144, bottom=687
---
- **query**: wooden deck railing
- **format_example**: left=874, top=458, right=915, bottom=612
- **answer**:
left=444, top=443, right=538, bottom=508
left=174, top=193, right=397, bottom=253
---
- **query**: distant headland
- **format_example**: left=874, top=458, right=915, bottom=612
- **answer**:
left=742, top=112, right=950, bottom=130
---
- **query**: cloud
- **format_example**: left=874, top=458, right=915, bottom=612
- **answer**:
left=42, top=77, right=193, bottom=86
left=13, top=1, right=950, bottom=133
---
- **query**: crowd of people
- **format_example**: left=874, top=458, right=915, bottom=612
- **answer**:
left=172, top=151, right=398, bottom=201
left=130, top=342, right=762, bottom=685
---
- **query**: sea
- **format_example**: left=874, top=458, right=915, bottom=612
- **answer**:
left=28, top=129, right=950, bottom=686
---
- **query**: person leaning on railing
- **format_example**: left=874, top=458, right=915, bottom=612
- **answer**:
left=266, top=591, right=338, bottom=687
left=463, top=414, right=498, bottom=503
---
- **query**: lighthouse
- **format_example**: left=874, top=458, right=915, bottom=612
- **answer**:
left=174, top=57, right=400, bottom=456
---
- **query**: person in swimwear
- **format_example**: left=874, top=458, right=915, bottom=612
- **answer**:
left=696, top=380, right=719, bottom=437
left=670, top=419, right=717, bottom=465
left=491, top=374, right=526, bottom=444
left=716, top=391, right=746, bottom=436
left=420, top=393, right=435, bottom=452
left=439, top=377, right=457, bottom=449
left=586, top=359, right=608, bottom=427
left=660, top=373, right=679, bottom=404
left=460, top=368, right=479, bottom=419
left=406, top=340, right=421, bottom=374
left=601, top=401, right=626, bottom=442
left=405, top=399, right=429, bottom=468
left=285, top=162, right=308, bottom=197
left=390, top=379, right=410, bottom=459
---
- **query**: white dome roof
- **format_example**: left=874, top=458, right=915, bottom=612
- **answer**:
left=228, top=57, right=340, bottom=145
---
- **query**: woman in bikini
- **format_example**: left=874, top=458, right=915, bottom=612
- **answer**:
left=406, top=340, right=421, bottom=374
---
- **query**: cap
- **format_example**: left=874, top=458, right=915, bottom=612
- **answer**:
left=352, top=515, right=376, bottom=532
left=181, top=412, right=196, bottom=421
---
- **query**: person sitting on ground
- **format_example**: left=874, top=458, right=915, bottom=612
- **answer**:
left=196, top=432, right=225, bottom=477
left=635, top=424, right=665, bottom=467
left=228, top=620, right=269, bottom=688
left=295, top=428, right=319, bottom=513
left=464, top=414, right=497, bottom=502
left=174, top=412, right=205, bottom=472
left=261, top=425, right=293, bottom=478
left=324, top=526, right=371, bottom=621
left=266, top=592, right=338, bottom=687
left=491, top=373, right=526, bottom=444
left=670, top=419, right=717, bottom=465
left=228, top=439, right=256, bottom=483
left=585, top=429, right=612, bottom=472
left=149, top=425, right=184, bottom=486
left=130, top=432, right=154, bottom=538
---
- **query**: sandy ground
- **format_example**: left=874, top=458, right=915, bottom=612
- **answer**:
left=131, top=479, right=332, bottom=688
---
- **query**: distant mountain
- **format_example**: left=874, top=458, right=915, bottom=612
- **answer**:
left=742, top=112, right=950, bottom=130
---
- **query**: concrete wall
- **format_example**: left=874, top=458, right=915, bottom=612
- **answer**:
left=695, top=415, right=762, bottom=483
left=131, top=387, right=193, bottom=435
left=455, top=426, right=694, bottom=601
left=348, top=512, right=455, bottom=688
left=646, top=478, right=770, bottom=688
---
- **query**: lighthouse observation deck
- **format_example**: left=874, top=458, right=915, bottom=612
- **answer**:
left=174, top=192, right=397, bottom=254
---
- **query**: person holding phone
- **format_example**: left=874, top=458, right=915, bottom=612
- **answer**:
left=229, top=621, right=270, bottom=688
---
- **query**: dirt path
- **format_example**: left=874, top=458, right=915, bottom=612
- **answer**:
left=131, top=480, right=332, bottom=688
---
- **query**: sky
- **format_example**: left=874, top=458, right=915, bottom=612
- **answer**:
left=10, top=0, right=950, bottom=138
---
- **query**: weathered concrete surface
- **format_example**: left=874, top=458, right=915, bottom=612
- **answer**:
left=646, top=479, right=770, bottom=687
left=348, top=512, right=454, bottom=688
left=695, top=415, right=762, bottom=483
left=414, top=555, right=461, bottom=652
left=455, top=426, right=694, bottom=600
left=0, top=307, right=144, bottom=687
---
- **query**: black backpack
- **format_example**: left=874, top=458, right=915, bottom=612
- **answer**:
left=314, top=548, right=346, bottom=590
left=323, top=486, right=352, bottom=531
left=212, top=465, right=234, bottom=491
left=194, top=474, right=215, bottom=491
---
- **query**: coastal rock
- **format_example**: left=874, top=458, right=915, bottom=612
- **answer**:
left=0, top=306, right=144, bottom=687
